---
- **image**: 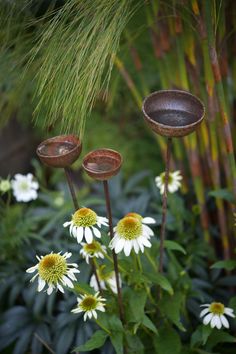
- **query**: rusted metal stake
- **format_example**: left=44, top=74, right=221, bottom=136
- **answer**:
left=64, top=169, right=102, bottom=292
left=103, top=180, right=124, bottom=322
left=64, top=167, right=79, bottom=210
left=159, top=137, right=172, bottom=273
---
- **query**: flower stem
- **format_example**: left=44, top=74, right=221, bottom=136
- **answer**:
left=95, top=319, right=111, bottom=335
left=159, top=137, right=172, bottom=273
left=145, top=250, right=156, bottom=271
left=64, top=167, right=79, bottom=210
left=103, top=180, right=125, bottom=323
left=104, top=253, right=126, bottom=273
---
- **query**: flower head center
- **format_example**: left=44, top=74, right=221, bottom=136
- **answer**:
left=19, top=181, right=30, bottom=191
left=117, top=216, right=142, bottom=240
left=84, top=241, right=101, bottom=255
left=125, top=212, right=143, bottom=221
left=209, top=302, right=225, bottom=315
left=72, top=207, right=97, bottom=227
left=80, top=296, right=97, bottom=310
left=38, top=254, right=67, bottom=284
left=160, top=172, right=173, bottom=185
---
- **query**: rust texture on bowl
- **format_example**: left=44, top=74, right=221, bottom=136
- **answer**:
left=82, top=148, right=122, bottom=181
left=36, top=135, right=82, bottom=168
left=142, top=89, right=205, bottom=137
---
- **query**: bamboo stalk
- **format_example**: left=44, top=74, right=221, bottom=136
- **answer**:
left=204, top=0, right=236, bottom=205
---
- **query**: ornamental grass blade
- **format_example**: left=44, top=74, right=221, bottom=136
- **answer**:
left=31, top=0, right=138, bottom=137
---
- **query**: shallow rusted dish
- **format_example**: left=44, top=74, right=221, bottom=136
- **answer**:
left=82, top=148, right=122, bottom=181
left=142, top=90, right=205, bottom=137
left=36, top=135, right=82, bottom=168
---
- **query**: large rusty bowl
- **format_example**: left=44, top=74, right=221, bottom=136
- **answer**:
left=142, top=90, right=205, bottom=137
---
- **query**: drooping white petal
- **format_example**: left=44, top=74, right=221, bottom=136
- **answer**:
left=63, top=221, right=71, bottom=228
left=203, top=312, right=213, bottom=325
left=224, top=308, right=235, bottom=317
left=92, top=310, right=97, bottom=319
left=124, top=240, right=132, bottom=256
left=76, top=227, right=84, bottom=243
left=211, top=315, right=220, bottom=329
left=132, top=239, right=139, bottom=254
left=140, top=236, right=151, bottom=248
left=38, top=278, right=46, bottom=292
left=47, top=285, right=54, bottom=295
left=26, top=265, right=38, bottom=273
left=92, top=226, right=101, bottom=238
left=114, top=238, right=126, bottom=253
left=85, top=227, right=93, bottom=244
left=200, top=308, right=209, bottom=318
left=57, top=283, right=65, bottom=293
left=62, top=275, right=74, bottom=288
left=220, top=314, right=229, bottom=328
left=143, top=224, right=154, bottom=236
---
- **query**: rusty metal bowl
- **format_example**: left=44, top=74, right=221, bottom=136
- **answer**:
left=142, top=90, right=205, bottom=137
left=82, top=148, right=122, bottom=181
left=36, top=135, right=82, bottom=168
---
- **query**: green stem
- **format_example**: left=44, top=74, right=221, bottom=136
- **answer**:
left=145, top=250, right=157, bottom=271
left=95, top=320, right=111, bottom=335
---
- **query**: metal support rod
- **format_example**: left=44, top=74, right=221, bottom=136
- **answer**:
left=103, top=180, right=124, bottom=322
left=159, top=137, right=172, bottom=273
left=64, top=167, right=102, bottom=291
left=64, top=167, right=79, bottom=210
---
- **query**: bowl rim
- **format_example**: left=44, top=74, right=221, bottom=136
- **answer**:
left=142, top=89, right=205, bottom=130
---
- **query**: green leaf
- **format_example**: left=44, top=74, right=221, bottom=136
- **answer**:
left=124, top=288, right=147, bottom=323
left=73, top=282, right=94, bottom=295
left=206, top=329, right=236, bottom=350
left=142, top=315, right=158, bottom=334
left=208, top=189, right=235, bottom=203
left=164, top=240, right=186, bottom=254
left=108, top=315, right=123, bottom=332
left=143, top=272, right=173, bottom=295
left=153, top=326, right=182, bottom=354
left=125, top=333, right=144, bottom=353
left=110, top=331, right=123, bottom=354
left=74, top=330, right=108, bottom=351
left=191, top=325, right=212, bottom=348
left=211, top=259, right=236, bottom=271
left=159, top=292, right=185, bottom=331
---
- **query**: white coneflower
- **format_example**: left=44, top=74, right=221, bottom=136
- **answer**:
left=155, top=170, right=182, bottom=194
left=80, top=241, right=107, bottom=264
left=110, top=215, right=154, bottom=256
left=26, top=252, right=80, bottom=295
left=71, top=292, right=106, bottom=321
left=63, top=207, right=108, bottom=244
left=90, top=266, right=121, bottom=294
left=200, top=302, right=235, bottom=329
left=11, top=173, right=39, bottom=202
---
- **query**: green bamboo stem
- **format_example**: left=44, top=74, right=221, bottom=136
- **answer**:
left=199, top=21, right=231, bottom=259
left=204, top=0, right=236, bottom=205
left=174, top=28, right=210, bottom=242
